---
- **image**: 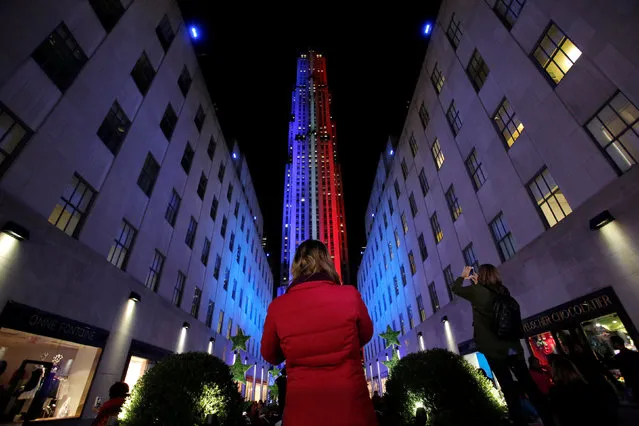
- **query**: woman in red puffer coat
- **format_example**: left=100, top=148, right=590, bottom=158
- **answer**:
left=261, top=239, right=377, bottom=426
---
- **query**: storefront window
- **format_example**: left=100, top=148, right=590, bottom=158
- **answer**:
left=528, top=331, right=559, bottom=366
left=581, top=313, right=637, bottom=360
left=0, top=328, right=101, bottom=422
left=123, top=356, right=156, bottom=389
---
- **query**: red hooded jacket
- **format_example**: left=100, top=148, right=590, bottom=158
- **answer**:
left=261, top=275, right=377, bottom=426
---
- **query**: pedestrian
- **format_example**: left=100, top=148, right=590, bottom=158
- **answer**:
left=528, top=356, right=553, bottom=395
left=610, top=335, right=639, bottom=403
left=261, top=239, right=378, bottom=426
left=452, top=264, right=553, bottom=426
left=91, top=382, right=129, bottom=426
left=275, top=367, right=287, bottom=419
left=548, top=356, right=613, bottom=426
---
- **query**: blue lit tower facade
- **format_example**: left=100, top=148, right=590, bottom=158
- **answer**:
left=279, top=52, right=349, bottom=291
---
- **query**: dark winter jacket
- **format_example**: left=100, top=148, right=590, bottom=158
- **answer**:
left=452, top=277, right=522, bottom=359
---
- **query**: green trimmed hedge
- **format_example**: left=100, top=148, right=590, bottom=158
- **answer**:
left=119, top=352, right=244, bottom=426
left=384, top=349, right=506, bottom=426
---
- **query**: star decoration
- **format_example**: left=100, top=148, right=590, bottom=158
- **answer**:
left=380, top=325, right=400, bottom=348
left=231, top=357, right=252, bottom=383
left=382, top=351, right=400, bottom=374
left=230, top=328, right=251, bottom=351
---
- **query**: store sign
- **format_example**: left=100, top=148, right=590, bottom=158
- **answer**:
left=0, top=301, right=109, bottom=346
left=521, top=287, right=618, bottom=335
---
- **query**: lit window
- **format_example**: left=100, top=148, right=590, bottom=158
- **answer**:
left=431, top=139, right=445, bottom=169
left=585, top=92, right=639, bottom=173
left=465, top=148, right=487, bottom=190
left=528, top=167, right=572, bottom=227
left=445, top=185, right=462, bottom=221
left=533, top=23, right=582, bottom=84
left=401, top=213, right=409, bottom=235
left=446, top=13, right=463, bottom=48
left=48, top=173, right=95, bottom=237
left=408, top=251, right=417, bottom=275
left=493, top=98, right=524, bottom=147
left=430, top=212, right=443, bottom=244
left=430, top=63, right=445, bottom=94
left=466, top=49, right=490, bottom=92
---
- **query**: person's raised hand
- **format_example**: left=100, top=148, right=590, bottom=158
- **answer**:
left=461, top=266, right=473, bottom=279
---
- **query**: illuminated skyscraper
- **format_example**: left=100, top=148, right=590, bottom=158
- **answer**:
left=279, top=51, right=349, bottom=290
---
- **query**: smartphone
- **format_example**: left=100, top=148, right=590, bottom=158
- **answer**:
left=468, top=267, right=474, bottom=276
left=94, top=396, right=103, bottom=409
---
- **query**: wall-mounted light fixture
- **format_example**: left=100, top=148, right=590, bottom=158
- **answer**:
left=589, top=210, right=615, bottom=230
left=1, top=221, right=29, bottom=241
left=441, top=315, right=448, bottom=324
left=209, top=337, right=215, bottom=343
left=182, top=321, right=191, bottom=329
left=128, top=292, right=141, bottom=303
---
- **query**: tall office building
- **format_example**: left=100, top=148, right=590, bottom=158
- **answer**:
left=358, top=0, right=639, bottom=395
left=279, top=51, right=349, bottom=289
left=0, top=0, right=273, bottom=421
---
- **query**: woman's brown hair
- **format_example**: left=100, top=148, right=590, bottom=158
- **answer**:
left=291, top=239, right=341, bottom=284
left=477, top=264, right=502, bottom=288
left=551, top=357, right=586, bottom=385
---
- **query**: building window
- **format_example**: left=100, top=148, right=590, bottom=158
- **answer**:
left=383, top=212, right=388, bottom=229
left=178, top=65, right=192, bottom=97
left=419, top=102, right=430, bottom=129
left=32, top=22, right=87, bottom=92
left=466, top=49, right=490, bottom=92
left=226, top=184, right=234, bottom=203
left=233, top=201, right=239, bottom=217
left=220, top=215, right=227, bottom=237
left=231, top=280, right=237, bottom=300
left=401, top=213, right=409, bottom=234
left=217, top=310, right=224, bottom=334
left=407, top=193, right=418, bottom=218
left=428, top=282, right=440, bottom=313
left=401, top=158, right=408, bottom=180
left=446, top=13, right=463, bottom=48
left=213, top=254, right=221, bottom=279
left=165, top=189, right=181, bottom=227
left=207, top=137, right=216, bottom=160
left=137, top=153, right=160, bottom=196
left=197, top=172, right=208, bottom=200
left=430, top=213, right=443, bottom=244
left=48, top=173, right=95, bottom=237
left=400, top=265, right=407, bottom=287
left=416, top=295, right=426, bottom=322
left=409, top=135, right=419, bottom=158
left=155, top=14, right=175, bottom=52
left=528, top=167, right=572, bottom=227
left=160, top=104, right=177, bottom=141
left=463, top=243, right=480, bottom=272
left=445, top=185, right=462, bottom=221
left=490, top=212, right=516, bottom=261
left=494, top=0, right=526, bottom=29
left=130, top=52, right=155, bottom=95
left=205, top=301, right=214, bottom=328
left=431, top=139, right=445, bottom=169
left=494, top=98, right=524, bottom=148
left=418, top=168, right=429, bottom=197
left=201, top=238, right=211, bottom=265
left=465, top=148, right=487, bottom=190
left=533, top=23, right=582, bottom=85
left=236, top=245, right=241, bottom=263
left=407, top=306, right=415, bottom=329
left=394, top=179, right=401, bottom=199
left=185, top=216, right=197, bottom=249
left=226, top=319, right=233, bottom=339
left=394, top=229, right=401, bottom=248
left=0, top=106, right=31, bottom=173
left=418, top=233, right=428, bottom=261
left=194, top=105, right=205, bottom=132
left=191, top=287, right=202, bottom=318
left=143, top=249, right=164, bottom=292
left=229, top=232, right=235, bottom=252
left=97, top=101, right=131, bottom=154
left=223, top=268, right=230, bottom=290
left=446, top=101, right=463, bottom=136
left=210, top=197, right=219, bottom=221
left=444, top=266, right=455, bottom=301
left=408, top=251, right=417, bottom=275
left=393, top=276, right=400, bottom=296
left=431, top=63, right=445, bottom=94
left=388, top=198, right=394, bottom=216
left=89, top=0, right=125, bottom=32
left=172, top=271, right=185, bottom=307
left=218, top=163, right=226, bottom=183
left=107, top=220, right=136, bottom=270
left=585, top=92, right=639, bottom=173
left=399, top=314, right=405, bottom=335
left=181, top=143, right=194, bottom=174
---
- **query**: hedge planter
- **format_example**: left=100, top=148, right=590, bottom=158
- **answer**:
left=119, top=352, right=244, bottom=426
left=384, top=349, right=506, bottom=426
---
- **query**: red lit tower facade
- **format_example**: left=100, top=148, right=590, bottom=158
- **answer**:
left=279, top=51, right=349, bottom=293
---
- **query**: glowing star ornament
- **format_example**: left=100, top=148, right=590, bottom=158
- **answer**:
left=380, top=325, right=401, bottom=348
left=231, top=357, right=252, bottom=383
left=382, top=351, right=400, bottom=374
left=230, top=328, right=251, bottom=351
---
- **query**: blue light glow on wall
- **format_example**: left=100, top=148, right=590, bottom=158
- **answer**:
left=190, top=26, right=200, bottom=39
left=423, top=22, right=433, bottom=36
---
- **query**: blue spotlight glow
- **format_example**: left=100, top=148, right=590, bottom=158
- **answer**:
left=423, top=22, right=433, bottom=36
left=232, top=152, right=238, bottom=159
left=190, top=26, right=199, bottom=39
left=389, top=149, right=394, bottom=155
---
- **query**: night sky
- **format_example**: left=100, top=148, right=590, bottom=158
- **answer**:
left=178, top=2, right=441, bottom=285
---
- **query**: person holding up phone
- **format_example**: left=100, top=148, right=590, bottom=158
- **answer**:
left=452, top=264, right=554, bottom=426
